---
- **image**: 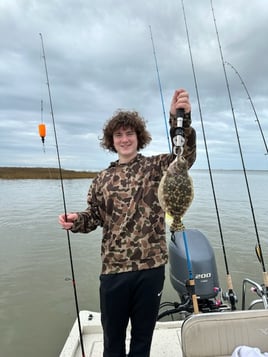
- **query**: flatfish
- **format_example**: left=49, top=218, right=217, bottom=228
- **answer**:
left=158, top=156, right=194, bottom=232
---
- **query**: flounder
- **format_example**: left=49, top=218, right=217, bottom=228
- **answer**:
left=158, top=156, right=194, bottom=232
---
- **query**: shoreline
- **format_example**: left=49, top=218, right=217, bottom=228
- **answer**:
left=1, top=167, right=266, bottom=180
left=0, top=167, right=98, bottom=179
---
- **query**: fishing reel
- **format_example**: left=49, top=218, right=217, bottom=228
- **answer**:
left=222, top=289, right=238, bottom=311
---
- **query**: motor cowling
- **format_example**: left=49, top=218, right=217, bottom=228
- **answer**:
left=169, top=229, right=219, bottom=300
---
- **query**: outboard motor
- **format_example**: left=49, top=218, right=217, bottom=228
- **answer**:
left=169, top=228, right=219, bottom=300
left=158, top=228, right=230, bottom=320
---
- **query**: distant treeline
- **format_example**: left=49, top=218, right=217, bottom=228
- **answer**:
left=0, top=167, right=98, bottom=180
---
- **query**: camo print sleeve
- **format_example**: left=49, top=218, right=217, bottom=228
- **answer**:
left=71, top=121, right=196, bottom=274
left=183, top=124, right=196, bottom=168
left=70, top=187, right=103, bottom=234
left=169, top=112, right=196, bottom=168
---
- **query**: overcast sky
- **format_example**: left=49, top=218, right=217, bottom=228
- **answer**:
left=0, top=0, right=267, bottom=171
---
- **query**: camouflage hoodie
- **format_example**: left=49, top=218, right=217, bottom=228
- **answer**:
left=71, top=114, right=196, bottom=274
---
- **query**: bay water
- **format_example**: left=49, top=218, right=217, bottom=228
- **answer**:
left=0, top=170, right=267, bottom=357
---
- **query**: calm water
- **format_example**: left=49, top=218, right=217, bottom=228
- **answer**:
left=0, top=170, right=267, bottom=357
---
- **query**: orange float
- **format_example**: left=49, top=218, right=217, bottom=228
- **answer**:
left=38, top=123, right=46, bottom=144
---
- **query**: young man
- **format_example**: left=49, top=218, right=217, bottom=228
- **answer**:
left=59, top=88, right=196, bottom=357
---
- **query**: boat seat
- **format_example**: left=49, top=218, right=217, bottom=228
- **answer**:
left=181, top=309, right=268, bottom=357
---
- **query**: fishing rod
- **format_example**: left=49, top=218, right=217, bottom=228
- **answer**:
left=182, top=230, right=199, bottom=314
left=180, top=0, right=237, bottom=309
left=149, top=25, right=171, bottom=153
left=149, top=24, right=198, bottom=312
left=173, top=108, right=199, bottom=314
left=225, top=61, right=268, bottom=156
left=210, top=0, right=268, bottom=293
left=39, top=33, right=86, bottom=357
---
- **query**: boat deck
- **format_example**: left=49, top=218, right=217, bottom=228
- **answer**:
left=60, top=309, right=268, bottom=357
left=60, top=310, right=183, bottom=357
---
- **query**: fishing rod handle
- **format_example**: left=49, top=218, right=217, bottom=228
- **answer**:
left=176, top=108, right=185, bottom=128
left=172, top=108, right=185, bottom=151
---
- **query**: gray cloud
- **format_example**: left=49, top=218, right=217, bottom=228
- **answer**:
left=0, top=0, right=267, bottom=171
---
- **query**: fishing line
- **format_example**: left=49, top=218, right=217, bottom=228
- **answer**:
left=38, top=46, right=46, bottom=153
left=225, top=61, right=268, bottom=156
left=210, top=0, right=268, bottom=291
left=38, top=98, right=53, bottom=178
left=180, top=0, right=237, bottom=309
left=38, top=99, right=46, bottom=152
left=39, top=33, right=86, bottom=357
left=172, top=107, right=199, bottom=314
left=149, top=25, right=171, bottom=153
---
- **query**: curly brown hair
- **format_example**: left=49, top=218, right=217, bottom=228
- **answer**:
left=100, top=110, right=152, bottom=153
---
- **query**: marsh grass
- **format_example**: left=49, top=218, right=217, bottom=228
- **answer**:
left=0, top=167, right=98, bottom=179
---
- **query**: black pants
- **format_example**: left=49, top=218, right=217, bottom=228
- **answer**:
left=100, top=266, right=165, bottom=357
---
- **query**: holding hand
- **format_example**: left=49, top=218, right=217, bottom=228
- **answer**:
left=170, top=89, right=191, bottom=115
left=58, top=213, right=78, bottom=230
